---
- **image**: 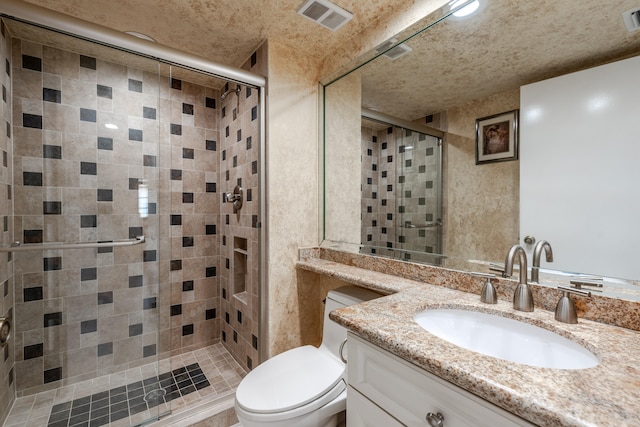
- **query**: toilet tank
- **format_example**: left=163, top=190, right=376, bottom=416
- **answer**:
left=320, top=286, right=381, bottom=359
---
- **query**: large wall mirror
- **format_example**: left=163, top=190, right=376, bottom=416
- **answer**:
left=322, top=0, right=640, bottom=300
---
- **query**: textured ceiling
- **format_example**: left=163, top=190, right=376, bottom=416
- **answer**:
left=359, top=0, right=640, bottom=120
left=19, top=0, right=417, bottom=69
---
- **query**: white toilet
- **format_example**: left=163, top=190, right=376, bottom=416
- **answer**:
left=234, top=286, right=380, bottom=427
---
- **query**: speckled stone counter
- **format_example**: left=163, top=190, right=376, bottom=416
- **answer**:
left=297, top=248, right=640, bottom=426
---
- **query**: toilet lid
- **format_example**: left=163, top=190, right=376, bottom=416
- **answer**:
left=235, top=345, right=345, bottom=414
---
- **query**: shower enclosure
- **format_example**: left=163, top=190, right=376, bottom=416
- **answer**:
left=0, top=3, right=265, bottom=426
left=361, top=117, right=443, bottom=264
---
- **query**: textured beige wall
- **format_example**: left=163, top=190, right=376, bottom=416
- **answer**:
left=324, top=72, right=362, bottom=244
left=266, top=40, right=322, bottom=357
left=444, top=89, right=520, bottom=267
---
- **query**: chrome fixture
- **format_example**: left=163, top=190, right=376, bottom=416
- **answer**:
left=488, top=262, right=506, bottom=277
left=0, top=235, right=145, bottom=252
left=569, top=277, right=604, bottom=293
left=426, top=412, right=445, bottom=427
left=504, top=245, right=534, bottom=312
left=531, top=240, right=553, bottom=283
left=225, top=185, right=243, bottom=211
left=555, top=286, right=591, bottom=324
left=523, top=235, right=536, bottom=245
left=402, top=221, right=442, bottom=229
left=0, top=317, right=10, bottom=348
left=220, top=84, right=241, bottom=100
left=471, top=272, right=497, bottom=304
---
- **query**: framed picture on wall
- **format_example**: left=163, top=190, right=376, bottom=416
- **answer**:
left=475, top=110, right=519, bottom=164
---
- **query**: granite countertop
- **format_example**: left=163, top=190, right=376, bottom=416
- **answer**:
left=297, top=255, right=640, bottom=427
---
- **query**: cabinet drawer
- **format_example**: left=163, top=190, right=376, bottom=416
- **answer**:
left=347, top=333, right=534, bottom=427
left=348, top=385, right=404, bottom=427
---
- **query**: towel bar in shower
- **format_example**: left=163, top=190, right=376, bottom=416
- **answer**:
left=0, top=235, right=145, bottom=252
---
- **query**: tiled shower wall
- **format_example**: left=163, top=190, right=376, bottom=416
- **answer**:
left=0, top=19, right=16, bottom=425
left=8, top=34, right=224, bottom=398
left=218, top=47, right=263, bottom=372
left=361, top=125, right=442, bottom=263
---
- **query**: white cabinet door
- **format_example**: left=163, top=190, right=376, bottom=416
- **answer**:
left=347, top=386, right=404, bottom=427
left=347, top=333, right=535, bottom=427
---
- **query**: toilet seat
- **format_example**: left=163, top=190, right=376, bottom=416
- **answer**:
left=235, top=345, right=345, bottom=418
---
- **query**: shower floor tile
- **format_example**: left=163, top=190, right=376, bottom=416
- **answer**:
left=3, top=343, right=246, bottom=427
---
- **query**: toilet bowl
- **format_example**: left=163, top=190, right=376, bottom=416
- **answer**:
left=235, top=286, right=381, bottom=427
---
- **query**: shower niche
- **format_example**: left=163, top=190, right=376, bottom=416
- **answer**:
left=233, top=236, right=248, bottom=304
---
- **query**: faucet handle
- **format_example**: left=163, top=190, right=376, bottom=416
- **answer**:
left=555, top=286, right=591, bottom=324
left=488, top=262, right=507, bottom=278
left=569, top=277, right=603, bottom=292
left=471, top=272, right=498, bottom=304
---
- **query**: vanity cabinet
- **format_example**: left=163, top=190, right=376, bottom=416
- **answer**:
left=347, top=333, right=535, bottom=427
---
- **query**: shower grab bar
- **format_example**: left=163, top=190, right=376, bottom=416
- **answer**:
left=402, top=222, right=442, bottom=229
left=0, top=235, right=145, bottom=252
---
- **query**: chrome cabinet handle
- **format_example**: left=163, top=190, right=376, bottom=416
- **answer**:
left=339, top=339, right=347, bottom=363
left=426, top=412, right=444, bottom=427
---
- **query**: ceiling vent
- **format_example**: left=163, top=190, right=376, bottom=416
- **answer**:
left=375, top=38, right=412, bottom=60
left=297, top=0, right=353, bottom=31
left=622, top=7, right=640, bottom=32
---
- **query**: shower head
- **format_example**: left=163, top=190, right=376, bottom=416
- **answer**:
left=221, top=84, right=242, bottom=100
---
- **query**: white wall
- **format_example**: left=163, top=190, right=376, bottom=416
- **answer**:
left=520, top=55, right=640, bottom=280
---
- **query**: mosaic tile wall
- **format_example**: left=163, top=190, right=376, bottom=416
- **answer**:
left=9, top=35, right=224, bottom=398
left=361, top=125, right=442, bottom=264
left=218, top=47, right=263, bottom=372
left=0, top=19, right=16, bottom=426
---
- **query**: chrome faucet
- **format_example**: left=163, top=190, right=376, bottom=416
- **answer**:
left=531, top=240, right=553, bottom=283
left=504, top=245, right=534, bottom=312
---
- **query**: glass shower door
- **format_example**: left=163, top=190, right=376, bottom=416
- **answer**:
left=7, top=18, right=165, bottom=426
left=396, top=128, right=443, bottom=264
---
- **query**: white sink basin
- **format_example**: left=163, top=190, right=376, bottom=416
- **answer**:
left=414, top=308, right=599, bottom=370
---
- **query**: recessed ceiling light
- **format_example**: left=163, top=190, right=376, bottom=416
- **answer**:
left=449, top=0, right=480, bottom=18
left=105, top=123, right=118, bottom=130
left=297, top=0, right=353, bottom=31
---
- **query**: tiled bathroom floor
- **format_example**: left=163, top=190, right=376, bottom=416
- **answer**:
left=3, top=344, right=246, bottom=427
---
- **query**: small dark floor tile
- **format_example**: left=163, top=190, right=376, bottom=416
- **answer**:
left=109, top=394, right=127, bottom=405
left=51, top=402, right=72, bottom=414
left=110, top=401, right=129, bottom=414
left=70, top=404, right=90, bottom=417
left=110, top=385, right=127, bottom=396
left=174, top=373, right=189, bottom=383
left=143, top=376, right=160, bottom=387
left=164, top=391, right=181, bottom=402
left=194, top=380, right=210, bottom=390
left=129, top=402, right=148, bottom=415
left=89, top=415, right=109, bottom=427
left=111, top=410, right=129, bottom=422
left=89, top=406, right=109, bottom=420
left=127, top=388, right=145, bottom=401
left=127, top=381, right=143, bottom=392
left=73, top=396, right=91, bottom=408
left=180, top=384, right=196, bottom=396
left=91, top=397, right=109, bottom=410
